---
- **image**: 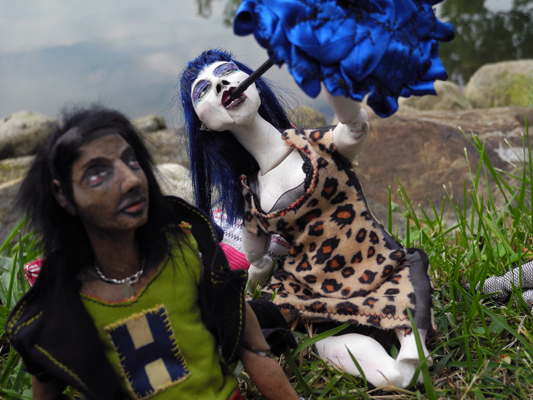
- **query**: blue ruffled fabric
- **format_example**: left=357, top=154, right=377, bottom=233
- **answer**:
left=234, top=0, right=454, bottom=118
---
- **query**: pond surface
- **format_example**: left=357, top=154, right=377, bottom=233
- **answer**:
left=0, top=0, right=529, bottom=125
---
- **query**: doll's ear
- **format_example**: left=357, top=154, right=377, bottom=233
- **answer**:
left=52, top=180, right=76, bottom=216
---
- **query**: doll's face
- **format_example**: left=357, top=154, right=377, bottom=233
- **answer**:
left=191, top=61, right=261, bottom=131
left=65, top=133, right=149, bottom=237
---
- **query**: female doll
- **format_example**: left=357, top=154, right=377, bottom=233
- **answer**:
left=180, top=49, right=434, bottom=388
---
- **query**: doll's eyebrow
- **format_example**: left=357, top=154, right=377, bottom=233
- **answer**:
left=213, top=62, right=238, bottom=77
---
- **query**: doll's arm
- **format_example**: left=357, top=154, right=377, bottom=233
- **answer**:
left=242, top=226, right=273, bottom=289
left=239, top=302, right=300, bottom=400
left=327, top=92, right=369, bottom=161
left=32, top=376, right=66, bottom=400
left=465, top=260, right=533, bottom=308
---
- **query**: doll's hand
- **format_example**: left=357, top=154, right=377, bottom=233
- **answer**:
left=247, top=256, right=274, bottom=291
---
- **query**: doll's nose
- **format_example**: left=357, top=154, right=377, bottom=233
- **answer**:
left=216, top=80, right=230, bottom=94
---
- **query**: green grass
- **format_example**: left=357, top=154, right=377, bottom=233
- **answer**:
left=0, top=219, right=41, bottom=400
left=2, top=121, right=533, bottom=399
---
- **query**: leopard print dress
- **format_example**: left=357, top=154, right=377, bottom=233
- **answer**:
left=241, top=127, right=434, bottom=331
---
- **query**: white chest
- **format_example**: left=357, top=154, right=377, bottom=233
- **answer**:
left=256, top=149, right=306, bottom=212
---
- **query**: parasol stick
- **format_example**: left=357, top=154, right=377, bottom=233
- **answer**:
left=229, top=58, right=274, bottom=99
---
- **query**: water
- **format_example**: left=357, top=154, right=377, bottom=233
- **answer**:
left=0, top=0, right=527, bottom=126
left=0, top=0, right=311, bottom=125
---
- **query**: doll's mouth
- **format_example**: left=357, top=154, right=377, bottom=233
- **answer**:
left=118, top=194, right=148, bottom=215
left=222, top=88, right=246, bottom=109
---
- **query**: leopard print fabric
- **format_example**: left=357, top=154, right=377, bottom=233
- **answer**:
left=241, top=127, right=434, bottom=330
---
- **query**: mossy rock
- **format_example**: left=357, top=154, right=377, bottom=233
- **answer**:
left=465, top=60, right=533, bottom=108
left=0, top=156, right=34, bottom=185
left=399, top=80, right=472, bottom=111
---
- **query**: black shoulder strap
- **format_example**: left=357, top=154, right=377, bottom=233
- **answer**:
left=165, top=197, right=248, bottom=363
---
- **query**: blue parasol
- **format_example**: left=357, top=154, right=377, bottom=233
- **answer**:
left=232, top=0, right=454, bottom=118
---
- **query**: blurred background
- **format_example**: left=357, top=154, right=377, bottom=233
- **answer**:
left=1, top=0, right=531, bottom=125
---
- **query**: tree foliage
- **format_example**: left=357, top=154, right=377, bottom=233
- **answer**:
left=439, top=0, right=533, bottom=85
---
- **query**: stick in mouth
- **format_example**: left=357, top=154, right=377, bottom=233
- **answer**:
left=226, top=58, right=275, bottom=101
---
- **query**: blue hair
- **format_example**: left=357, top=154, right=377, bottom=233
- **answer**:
left=179, top=49, right=292, bottom=223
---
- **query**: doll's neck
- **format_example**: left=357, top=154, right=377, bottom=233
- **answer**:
left=230, top=116, right=291, bottom=174
left=87, top=229, right=142, bottom=279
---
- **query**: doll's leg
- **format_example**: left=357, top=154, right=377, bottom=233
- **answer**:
left=315, top=334, right=416, bottom=388
left=395, top=328, right=433, bottom=366
left=397, top=249, right=433, bottom=366
left=240, top=303, right=300, bottom=400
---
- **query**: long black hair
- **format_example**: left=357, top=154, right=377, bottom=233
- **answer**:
left=17, top=104, right=183, bottom=299
left=179, top=49, right=292, bottom=224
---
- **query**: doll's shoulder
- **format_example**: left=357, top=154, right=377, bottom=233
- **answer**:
left=281, top=126, right=337, bottom=154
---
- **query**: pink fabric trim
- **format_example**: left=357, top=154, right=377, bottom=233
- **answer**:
left=220, top=243, right=250, bottom=270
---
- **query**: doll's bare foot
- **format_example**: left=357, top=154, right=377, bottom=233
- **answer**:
left=395, top=328, right=433, bottom=366
left=316, top=334, right=418, bottom=388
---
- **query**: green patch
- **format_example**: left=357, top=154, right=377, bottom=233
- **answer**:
left=491, top=71, right=533, bottom=107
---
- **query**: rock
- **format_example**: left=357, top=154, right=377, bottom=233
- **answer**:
left=465, top=60, right=533, bottom=108
left=399, top=80, right=472, bottom=111
left=141, top=128, right=189, bottom=168
left=2, top=102, right=529, bottom=242
left=0, top=156, right=34, bottom=185
left=0, top=111, right=55, bottom=160
left=0, top=178, right=23, bottom=246
left=132, top=114, right=167, bottom=133
left=289, top=106, right=328, bottom=128
left=155, top=163, right=194, bottom=205
left=357, top=106, right=533, bottom=230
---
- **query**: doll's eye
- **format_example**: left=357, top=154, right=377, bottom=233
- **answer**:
left=128, top=158, right=140, bottom=169
left=86, top=167, right=110, bottom=186
left=193, top=80, right=212, bottom=104
left=124, top=152, right=140, bottom=170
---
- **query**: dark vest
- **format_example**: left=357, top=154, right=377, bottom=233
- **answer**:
left=6, top=197, right=247, bottom=400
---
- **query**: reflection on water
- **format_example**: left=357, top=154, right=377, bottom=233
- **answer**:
left=1, top=0, right=530, bottom=123
left=0, top=1, right=302, bottom=123
left=196, top=0, right=241, bottom=26
left=438, top=0, right=533, bottom=85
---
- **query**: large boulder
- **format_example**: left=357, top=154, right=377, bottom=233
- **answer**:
left=141, top=128, right=189, bottom=168
left=0, top=156, right=34, bottom=185
left=358, top=106, right=532, bottom=229
left=155, top=163, right=195, bottom=205
left=399, top=80, right=472, bottom=111
left=465, top=60, right=533, bottom=108
left=0, top=178, right=23, bottom=246
left=133, top=114, right=188, bottom=168
left=0, top=112, right=55, bottom=160
left=133, top=114, right=167, bottom=133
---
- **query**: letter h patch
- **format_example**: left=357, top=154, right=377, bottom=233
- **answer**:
left=105, top=305, right=189, bottom=399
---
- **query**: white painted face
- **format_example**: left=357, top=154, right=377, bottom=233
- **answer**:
left=191, top=61, right=261, bottom=132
